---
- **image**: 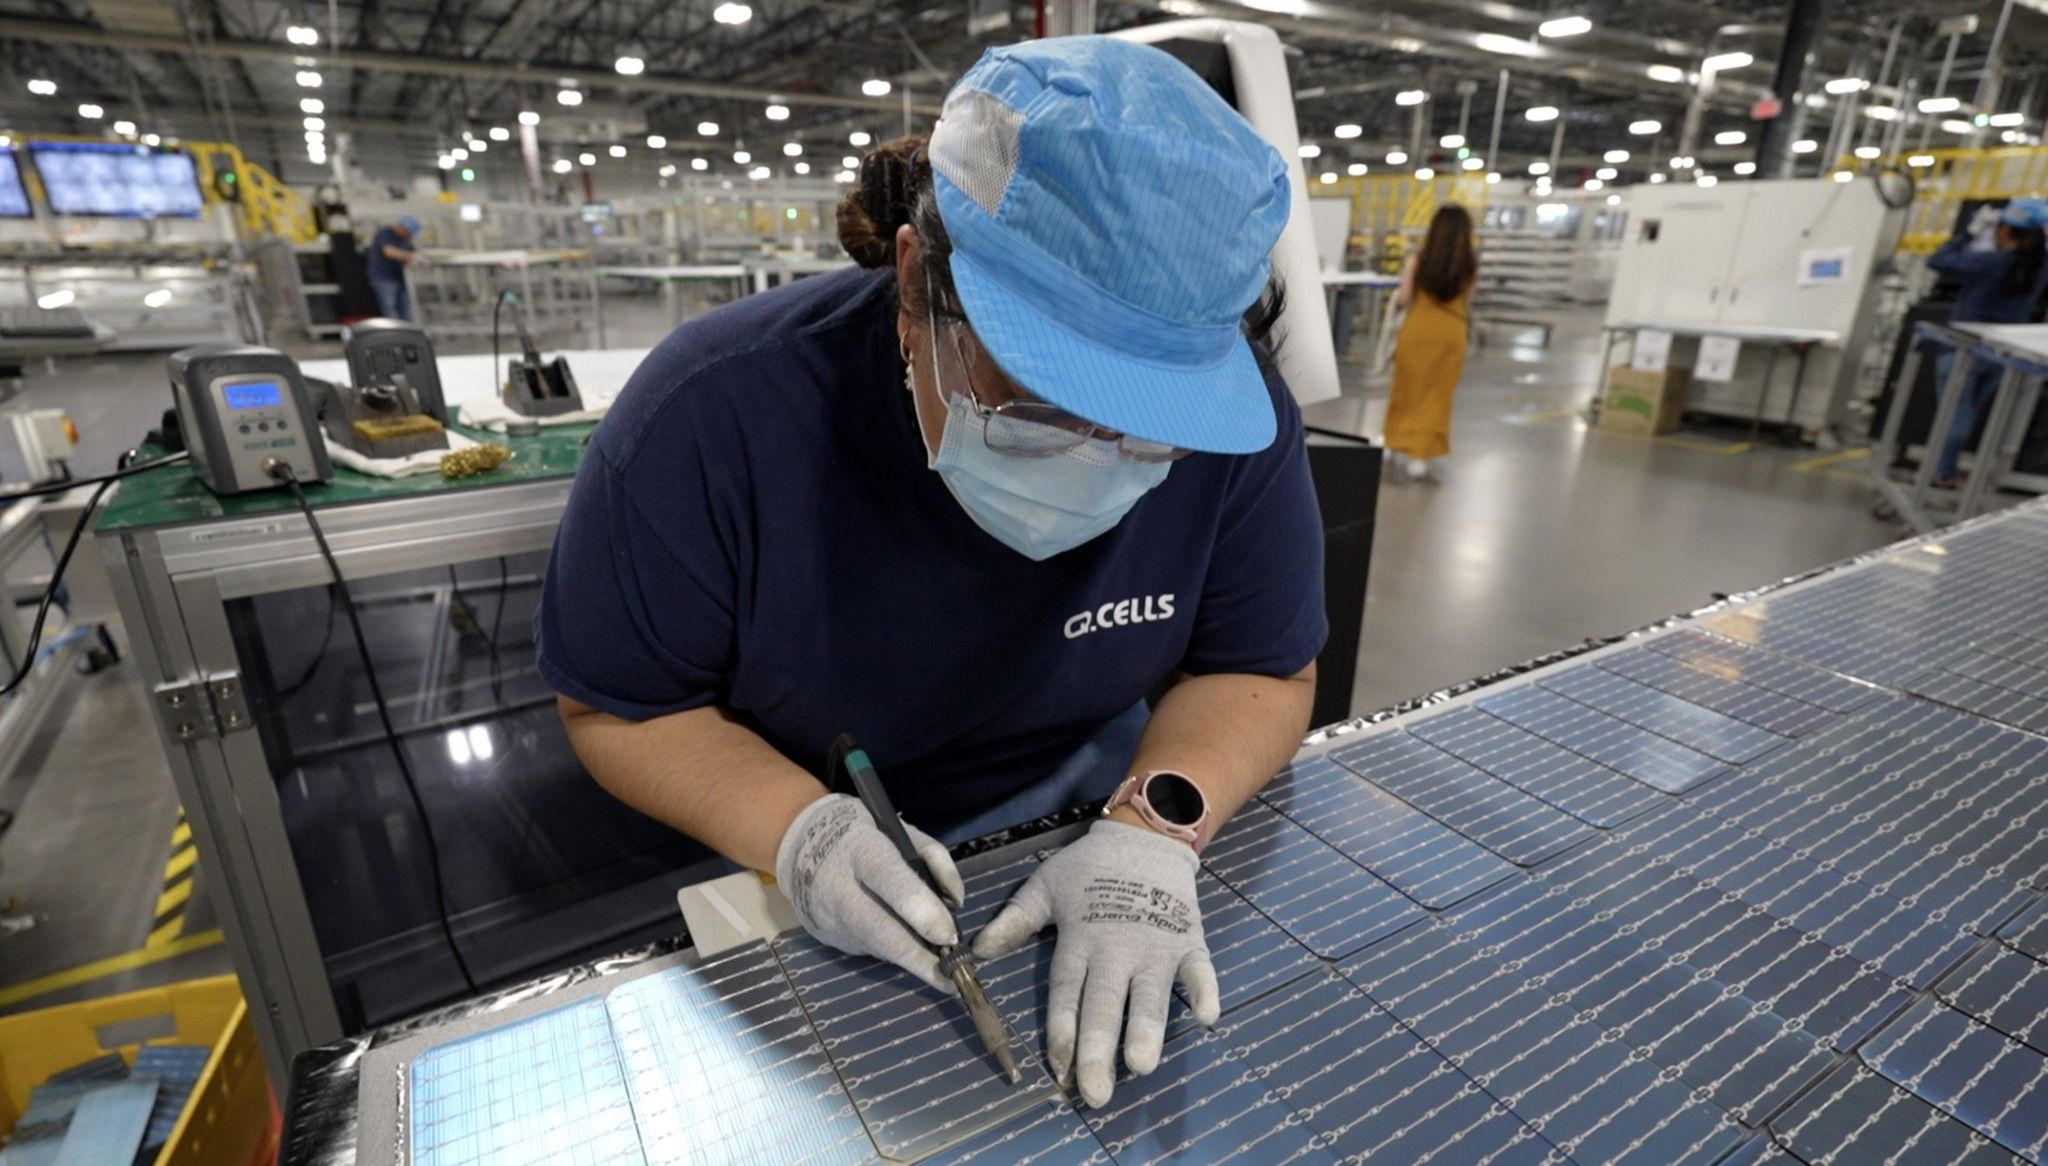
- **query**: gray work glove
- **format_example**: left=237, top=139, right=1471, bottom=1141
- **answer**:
left=972, top=820, right=1220, bottom=1108
left=775, top=793, right=967, bottom=992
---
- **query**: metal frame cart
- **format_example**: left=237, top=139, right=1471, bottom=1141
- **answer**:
left=1871, top=320, right=2048, bottom=532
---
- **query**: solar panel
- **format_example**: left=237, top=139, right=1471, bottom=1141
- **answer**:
left=2004, top=900, right=2048, bottom=963
left=1198, top=797, right=1423, bottom=958
left=1645, top=628, right=1886, bottom=713
left=913, top=1099, right=1106, bottom=1166
left=1909, top=637, right=2048, bottom=735
left=1936, top=943, right=2048, bottom=1056
left=1405, top=705, right=1665, bottom=828
left=1596, top=645, right=1841, bottom=737
left=1082, top=1025, right=1336, bottom=1164
left=1858, top=996, right=2048, bottom=1160
left=1174, top=870, right=1320, bottom=1025
left=1472, top=684, right=1731, bottom=794
left=1770, top=1063, right=2027, bottom=1166
left=1327, top=730, right=1594, bottom=864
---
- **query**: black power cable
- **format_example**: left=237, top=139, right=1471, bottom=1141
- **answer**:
left=265, top=459, right=481, bottom=996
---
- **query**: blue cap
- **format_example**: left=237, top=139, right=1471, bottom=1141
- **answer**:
left=929, top=38, right=1290, bottom=454
left=399, top=215, right=422, bottom=235
left=2001, top=198, right=2048, bottom=229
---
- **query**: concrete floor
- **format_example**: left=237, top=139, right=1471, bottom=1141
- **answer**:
left=0, top=294, right=1912, bottom=1020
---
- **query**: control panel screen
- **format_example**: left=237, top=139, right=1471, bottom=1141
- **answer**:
left=30, top=142, right=204, bottom=219
left=0, top=152, right=29, bottom=219
left=224, top=381, right=284, bottom=410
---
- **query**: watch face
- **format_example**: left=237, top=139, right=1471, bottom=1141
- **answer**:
left=1145, top=772, right=1204, bottom=826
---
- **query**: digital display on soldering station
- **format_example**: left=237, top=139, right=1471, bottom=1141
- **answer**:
left=223, top=381, right=284, bottom=410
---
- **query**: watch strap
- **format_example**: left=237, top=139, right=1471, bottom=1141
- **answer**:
left=1104, top=770, right=1211, bottom=852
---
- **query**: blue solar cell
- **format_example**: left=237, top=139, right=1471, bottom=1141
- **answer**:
left=2003, top=899, right=2048, bottom=963
left=1199, top=798, right=1423, bottom=959
left=1326, top=731, right=1593, bottom=865
left=1936, top=943, right=2048, bottom=1058
left=1770, top=1063, right=2027, bottom=1166
left=1173, top=870, right=1320, bottom=1028
left=914, top=1099, right=1108, bottom=1166
left=1644, top=629, right=1884, bottom=713
left=1405, top=706, right=1664, bottom=828
left=1538, top=664, right=1789, bottom=763
left=1860, top=996, right=2048, bottom=1161
left=1473, top=684, right=1730, bottom=794
left=1258, top=754, right=1515, bottom=905
left=1597, top=645, right=1840, bottom=737
left=1081, top=1026, right=1338, bottom=1165
left=1911, top=661, right=2048, bottom=735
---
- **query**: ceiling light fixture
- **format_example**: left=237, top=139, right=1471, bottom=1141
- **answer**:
left=296, top=71, right=322, bottom=87
left=1603, top=149, right=1629, bottom=163
left=1440, top=133, right=1465, bottom=148
left=1524, top=105, right=1559, bottom=122
left=1298, top=143, right=1322, bottom=158
left=861, top=79, right=892, bottom=97
left=615, top=54, right=645, bottom=76
left=77, top=103, right=103, bottom=119
left=519, top=111, right=541, bottom=126
left=712, top=2, right=752, bottom=24
left=699, top=121, right=720, bottom=136
left=1824, top=77, right=1869, bottom=95
left=1629, top=119, right=1661, bottom=135
left=1475, top=32, right=1538, bottom=56
left=765, top=103, right=790, bottom=120
left=1538, top=15, right=1591, bottom=37
left=1645, top=64, right=1686, bottom=83
left=1918, top=96, right=1961, bottom=113
left=1334, top=123, right=1362, bottom=139
left=1395, top=90, right=1427, bottom=106
left=1714, top=130, right=1746, bottom=145
left=1386, top=150, right=1408, bottom=165
left=552, top=158, right=572, bottom=173
left=27, top=78, right=57, bottom=96
left=647, top=134, right=667, bottom=148
left=285, top=24, right=318, bottom=44
left=692, top=157, right=708, bottom=170
left=1702, top=51, right=1753, bottom=72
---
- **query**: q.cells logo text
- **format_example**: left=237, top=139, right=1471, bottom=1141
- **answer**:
left=1064, top=594, right=1176, bottom=639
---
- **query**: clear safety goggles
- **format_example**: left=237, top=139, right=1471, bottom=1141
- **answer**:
left=939, top=321, right=1192, bottom=464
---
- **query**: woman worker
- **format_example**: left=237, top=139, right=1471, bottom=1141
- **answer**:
left=1383, top=203, right=1479, bottom=480
left=535, top=37, right=1326, bottom=1109
left=1924, top=197, right=2048, bottom=488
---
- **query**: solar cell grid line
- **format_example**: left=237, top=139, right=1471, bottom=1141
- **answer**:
left=1212, top=969, right=1572, bottom=1166
left=1609, top=803, right=1980, bottom=989
left=1440, top=877, right=1838, bottom=1125
left=1934, top=943, right=2048, bottom=1058
left=1909, top=668, right=2048, bottom=736
left=1403, top=706, right=1665, bottom=829
left=1255, top=754, right=1516, bottom=907
left=1526, top=833, right=1911, bottom=1052
left=1471, top=685, right=1730, bottom=796
left=1535, top=665, right=1789, bottom=764
left=1079, top=1025, right=1338, bottom=1165
left=2003, top=900, right=2048, bottom=963
left=1979, top=632, right=2048, bottom=671
left=1642, top=630, right=1884, bottom=715
left=407, top=998, right=645, bottom=1166
left=1942, top=650, right=2048, bottom=701
left=1594, top=647, right=1840, bottom=738
left=1198, top=797, right=1424, bottom=958
left=913, top=1099, right=1110, bottom=1166
left=605, top=944, right=876, bottom=1166
left=1171, top=870, right=1321, bottom=1027
left=1336, top=917, right=1749, bottom=1166
left=1768, top=1063, right=2031, bottom=1166
left=1857, top=996, right=2048, bottom=1161
left=1325, top=731, right=1593, bottom=866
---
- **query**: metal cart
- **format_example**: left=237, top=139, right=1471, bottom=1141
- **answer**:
left=1871, top=320, right=2048, bottom=532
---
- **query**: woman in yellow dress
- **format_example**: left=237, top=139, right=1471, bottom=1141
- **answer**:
left=1385, top=204, right=1478, bottom=480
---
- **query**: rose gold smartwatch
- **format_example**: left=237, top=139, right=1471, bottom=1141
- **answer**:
left=1103, top=770, right=1212, bottom=852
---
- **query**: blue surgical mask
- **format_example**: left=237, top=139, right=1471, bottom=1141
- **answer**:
left=914, top=329, right=1171, bottom=561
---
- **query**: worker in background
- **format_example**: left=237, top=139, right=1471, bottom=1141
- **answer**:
left=1925, top=198, right=2048, bottom=488
left=366, top=215, right=422, bottom=322
left=538, top=38, right=1324, bottom=1109
left=1383, top=204, right=1479, bottom=481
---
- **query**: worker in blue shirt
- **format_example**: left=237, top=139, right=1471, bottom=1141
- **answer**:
left=365, top=215, right=421, bottom=321
left=1924, top=198, right=2048, bottom=486
left=536, top=38, right=1325, bottom=1108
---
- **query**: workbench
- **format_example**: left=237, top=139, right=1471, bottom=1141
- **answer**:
left=277, top=500, right=2048, bottom=1166
left=1601, top=320, right=1842, bottom=442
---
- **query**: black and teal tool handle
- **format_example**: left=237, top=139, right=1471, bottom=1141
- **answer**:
left=830, top=733, right=946, bottom=901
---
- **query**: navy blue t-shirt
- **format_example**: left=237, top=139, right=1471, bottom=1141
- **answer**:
left=367, top=227, right=411, bottom=284
left=536, top=266, right=1327, bottom=829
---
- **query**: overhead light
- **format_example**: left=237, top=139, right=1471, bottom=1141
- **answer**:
left=1703, top=51, right=1753, bottom=72
left=1603, top=149, right=1629, bottom=164
left=557, top=87, right=583, bottom=107
left=1524, top=105, right=1559, bottom=122
left=1347, top=162, right=1368, bottom=176
left=1629, top=119, right=1661, bottom=135
left=1476, top=33, right=1538, bottom=57
left=836, top=170, right=856, bottom=183
left=647, top=134, right=667, bottom=149
left=1440, top=133, right=1465, bottom=148
left=551, top=158, right=572, bottom=173
left=1606, top=193, right=1621, bottom=205
left=698, top=121, right=720, bottom=136
left=113, top=119, right=136, bottom=135
left=657, top=163, right=676, bottom=178
left=2002, top=129, right=2026, bottom=143
left=300, top=97, right=323, bottom=114
left=1714, top=130, right=1746, bottom=146
left=1334, top=123, right=1362, bottom=139
left=285, top=24, right=318, bottom=44
left=519, top=110, right=541, bottom=126
left=1791, top=139, right=1817, bottom=154
left=749, top=165, right=770, bottom=179
left=1585, top=178, right=1604, bottom=190
left=782, top=142, right=803, bottom=156
left=861, top=78, right=892, bottom=97
left=296, top=70, right=322, bottom=88
left=1919, top=96, right=1961, bottom=114
left=1649, top=172, right=1667, bottom=183
left=1595, top=166, right=1617, bottom=180
left=1989, top=111, right=2026, bottom=128
left=1669, top=155, right=1694, bottom=167
left=1907, top=154, right=1935, bottom=168
left=1696, top=173, right=1718, bottom=186
left=1319, top=170, right=1337, bottom=184
left=304, top=116, right=324, bottom=131
left=849, top=130, right=871, bottom=146
left=1538, top=14, right=1591, bottom=37
left=1462, top=157, right=1485, bottom=170
left=1941, top=119, right=1973, bottom=134
left=1298, top=143, right=1322, bottom=158
left=1415, top=166, right=1435, bottom=179
left=1485, top=172, right=1501, bottom=184
left=489, top=126, right=509, bottom=141
left=1824, top=77, right=1869, bottom=95
left=1645, top=64, right=1687, bottom=84
left=1865, top=106, right=1899, bottom=122
left=765, top=103, right=790, bottom=120
left=38, top=290, right=75, bottom=310
left=1528, top=160, right=1550, bottom=175
left=142, top=288, right=173, bottom=308
left=77, top=103, right=103, bottom=119
left=450, top=147, right=468, bottom=160
left=460, top=167, right=474, bottom=182
left=608, top=144, right=627, bottom=157
left=712, top=2, right=752, bottom=23
left=1386, top=150, right=1408, bottom=165
left=1395, top=90, right=1427, bottom=106
left=1733, top=160, right=1757, bottom=175
left=1853, top=145, right=1881, bottom=159
left=733, top=149, right=751, bottom=163
left=142, top=133, right=160, bottom=146
left=578, top=151, right=596, bottom=165
left=615, top=53, right=645, bottom=76
left=27, top=78, right=57, bottom=96
left=438, top=154, right=455, bottom=169
left=841, top=155, right=859, bottom=169
left=691, top=157, right=709, bottom=171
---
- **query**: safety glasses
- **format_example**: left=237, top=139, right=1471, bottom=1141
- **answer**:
left=941, top=322, right=1192, bottom=464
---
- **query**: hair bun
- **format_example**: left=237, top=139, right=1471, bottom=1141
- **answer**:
left=836, top=136, right=928, bottom=268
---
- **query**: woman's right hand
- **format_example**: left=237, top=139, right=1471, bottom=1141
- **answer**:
left=773, top=793, right=967, bottom=991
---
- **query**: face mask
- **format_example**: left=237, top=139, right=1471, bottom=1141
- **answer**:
left=910, top=321, right=1172, bottom=561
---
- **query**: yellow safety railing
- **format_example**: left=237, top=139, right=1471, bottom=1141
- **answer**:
left=1845, top=146, right=2048, bottom=254
left=186, top=142, right=320, bottom=243
left=1314, top=173, right=1493, bottom=272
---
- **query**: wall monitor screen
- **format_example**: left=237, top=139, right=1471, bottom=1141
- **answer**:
left=0, top=152, right=30, bottom=218
left=30, top=142, right=204, bottom=219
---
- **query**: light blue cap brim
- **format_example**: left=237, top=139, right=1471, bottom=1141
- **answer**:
left=950, top=247, right=1277, bottom=456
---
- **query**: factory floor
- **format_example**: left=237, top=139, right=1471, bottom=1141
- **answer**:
left=0, top=296, right=1931, bottom=1027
